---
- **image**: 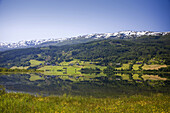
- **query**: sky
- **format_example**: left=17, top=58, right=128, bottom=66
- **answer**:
left=0, top=0, right=170, bottom=43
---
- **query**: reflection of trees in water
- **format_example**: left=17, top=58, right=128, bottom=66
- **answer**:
left=128, top=73, right=136, bottom=85
left=98, top=73, right=169, bottom=94
left=0, top=73, right=169, bottom=97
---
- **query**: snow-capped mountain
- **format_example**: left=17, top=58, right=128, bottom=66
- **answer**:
left=0, top=31, right=169, bottom=51
left=81, top=31, right=169, bottom=39
left=0, top=38, right=69, bottom=51
left=0, top=38, right=63, bottom=49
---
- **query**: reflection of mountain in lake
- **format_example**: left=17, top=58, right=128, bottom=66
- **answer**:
left=0, top=73, right=169, bottom=97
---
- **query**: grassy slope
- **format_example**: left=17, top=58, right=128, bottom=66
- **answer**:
left=116, top=63, right=130, bottom=70
left=114, top=60, right=167, bottom=71
left=142, top=64, right=167, bottom=70
left=0, top=93, right=169, bottom=113
left=29, top=60, right=45, bottom=67
left=10, top=66, right=29, bottom=69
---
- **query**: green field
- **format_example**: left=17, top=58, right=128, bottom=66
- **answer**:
left=133, top=64, right=142, bottom=70
left=59, top=59, right=80, bottom=65
left=38, top=65, right=82, bottom=75
left=29, top=60, right=45, bottom=67
left=10, top=66, right=29, bottom=69
left=37, top=59, right=106, bottom=76
left=148, top=58, right=165, bottom=65
left=142, top=64, right=167, bottom=70
left=116, top=63, right=130, bottom=70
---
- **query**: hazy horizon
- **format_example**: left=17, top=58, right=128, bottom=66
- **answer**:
left=0, top=0, right=170, bottom=43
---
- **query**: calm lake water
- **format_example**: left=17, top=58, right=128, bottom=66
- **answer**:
left=0, top=73, right=169, bottom=97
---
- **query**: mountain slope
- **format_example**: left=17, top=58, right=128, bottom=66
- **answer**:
left=0, top=33, right=170, bottom=68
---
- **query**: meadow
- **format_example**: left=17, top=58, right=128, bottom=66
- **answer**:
left=0, top=92, right=169, bottom=113
left=29, top=60, right=45, bottom=67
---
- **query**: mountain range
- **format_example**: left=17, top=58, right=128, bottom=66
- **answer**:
left=0, top=31, right=169, bottom=51
left=0, top=31, right=170, bottom=68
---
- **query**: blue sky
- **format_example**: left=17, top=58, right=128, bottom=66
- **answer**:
left=0, top=0, right=170, bottom=43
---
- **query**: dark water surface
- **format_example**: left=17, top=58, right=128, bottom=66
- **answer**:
left=0, top=73, right=169, bottom=97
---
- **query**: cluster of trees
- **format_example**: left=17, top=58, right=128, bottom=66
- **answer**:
left=80, top=67, right=101, bottom=74
left=0, top=34, right=170, bottom=68
left=159, top=67, right=170, bottom=72
left=0, top=67, right=43, bottom=72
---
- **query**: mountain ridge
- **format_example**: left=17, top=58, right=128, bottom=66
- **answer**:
left=0, top=31, right=169, bottom=51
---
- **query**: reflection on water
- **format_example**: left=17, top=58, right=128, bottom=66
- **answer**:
left=0, top=73, right=169, bottom=97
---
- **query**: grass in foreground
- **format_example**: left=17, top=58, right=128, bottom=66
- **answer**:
left=0, top=93, right=169, bottom=113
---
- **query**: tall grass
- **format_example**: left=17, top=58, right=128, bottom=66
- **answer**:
left=0, top=92, right=169, bottom=113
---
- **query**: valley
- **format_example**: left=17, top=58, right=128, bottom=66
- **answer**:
left=1, top=0, right=170, bottom=112
left=0, top=31, right=170, bottom=113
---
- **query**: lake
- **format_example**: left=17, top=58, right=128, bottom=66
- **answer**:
left=0, top=73, right=169, bottom=97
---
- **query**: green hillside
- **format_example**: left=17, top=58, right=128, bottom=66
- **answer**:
left=0, top=34, right=170, bottom=70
